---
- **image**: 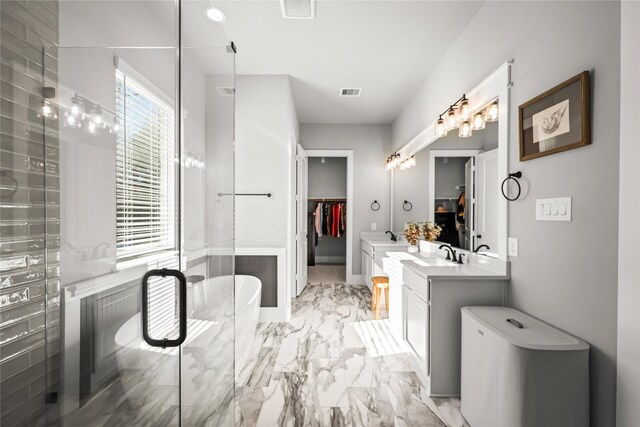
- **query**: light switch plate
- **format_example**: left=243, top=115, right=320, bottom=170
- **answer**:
left=508, top=237, right=519, bottom=257
left=536, top=197, right=572, bottom=221
left=371, top=222, right=377, bottom=231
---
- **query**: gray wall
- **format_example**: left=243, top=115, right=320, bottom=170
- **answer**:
left=308, top=157, right=346, bottom=198
left=308, top=157, right=347, bottom=261
left=0, top=1, right=61, bottom=425
left=434, top=157, right=467, bottom=201
left=391, top=2, right=621, bottom=425
left=392, top=147, right=430, bottom=230
left=301, top=124, right=391, bottom=276
left=617, top=2, right=640, bottom=425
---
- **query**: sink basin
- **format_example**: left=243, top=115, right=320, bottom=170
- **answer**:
left=386, top=252, right=456, bottom=267
left=414, top=257, right=456, bottom=267
left=365, top=238, right=408, bottom=245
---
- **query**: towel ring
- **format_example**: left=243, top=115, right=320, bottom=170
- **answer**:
left=370, top=200, right=380, bottom=211
left=501, top=171, right=522, bottom=201
left=403, top=200, right=413, bottom=211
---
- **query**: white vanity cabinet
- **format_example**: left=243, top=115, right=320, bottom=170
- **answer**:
left=402, top=266, right=506, bottom=397
left=405, top=285, right=429, bottom=367
left=383, top=257, right=404, bottom=340
left=361, top=241, right=375, bottom=291
left=360, top=239, right=408, bottom=291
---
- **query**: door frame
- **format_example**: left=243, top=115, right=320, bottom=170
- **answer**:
left=295, top=144, right=308, bottom=297
left=304, top=149, right=355, bottom=284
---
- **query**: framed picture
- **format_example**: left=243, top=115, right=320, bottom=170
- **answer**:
left=519, top=71, right=590, bottom=161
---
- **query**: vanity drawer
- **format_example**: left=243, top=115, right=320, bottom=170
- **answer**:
left=403, top=267, right=429, bottom=302
left=362, top=241, right=374, bottom=258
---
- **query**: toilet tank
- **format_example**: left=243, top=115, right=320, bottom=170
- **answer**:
left=461, top=307, right=589, bottom=427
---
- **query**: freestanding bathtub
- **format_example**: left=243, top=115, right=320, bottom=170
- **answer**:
left=114, top=275, right=261, bottom=416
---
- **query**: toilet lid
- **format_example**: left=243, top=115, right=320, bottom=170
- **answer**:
left=462, top=306, right=589, bottom=351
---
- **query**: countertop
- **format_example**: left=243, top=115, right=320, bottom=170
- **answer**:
left=361, top=236, right=410, bottom=248
left=385, top=250, right=510, bottom=281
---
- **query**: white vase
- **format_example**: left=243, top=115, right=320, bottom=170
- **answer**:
left=408, top=245, right=419, bottom=253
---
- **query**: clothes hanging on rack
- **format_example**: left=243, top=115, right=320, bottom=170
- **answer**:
left=311, top=201, right=346, bottom=238
left=314, top=203, right=323, bottom=236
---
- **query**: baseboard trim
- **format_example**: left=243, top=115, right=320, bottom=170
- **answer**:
left=348, top=274, right=362, bottom=285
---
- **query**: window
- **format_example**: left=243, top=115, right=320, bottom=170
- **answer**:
left=115, top=68, right=176, bottom=262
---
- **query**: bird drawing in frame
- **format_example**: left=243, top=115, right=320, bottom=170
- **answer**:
left=541, top=103, right=569, bottom=134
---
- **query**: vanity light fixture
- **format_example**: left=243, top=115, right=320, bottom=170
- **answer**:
left=89, top=104, right=104, bottom=126
left=386, top=153, right=402, bottom=171
left=459, top=120, right=472, bottom=138
left=40, top=100, right=57, bottom=119
left=459, top=98, right=471, bottom=121
left=436, top=116, right=448, bottom=137
left=435, top=95, right=499, bottom=139
left=470, top=111, right=486, bottom=131
left=206, top=7, right=226, bottom=23
left=398, top=155, right=417, bottom=171
left=446, top=107, right=459, bottom=131
left=485, top=101, right=499, bottom=122
left=70, top=94, right=83, bottom=117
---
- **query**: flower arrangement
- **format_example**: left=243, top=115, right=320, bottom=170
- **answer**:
left=404, top=222, right=421, bottom=246
left=423, top=221, right=442, bottom=242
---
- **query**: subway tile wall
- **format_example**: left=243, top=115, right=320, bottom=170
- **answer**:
left=0, top=1, right=60, bottom=426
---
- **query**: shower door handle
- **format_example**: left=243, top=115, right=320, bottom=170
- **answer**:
left=141, top=268, right=187, bottom=348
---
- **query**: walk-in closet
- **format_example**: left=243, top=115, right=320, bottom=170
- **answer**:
left=307, top=157, right=347, bottom=283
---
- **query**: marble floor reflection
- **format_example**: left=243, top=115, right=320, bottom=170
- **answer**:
left=235, top=280, right=467, bottom=426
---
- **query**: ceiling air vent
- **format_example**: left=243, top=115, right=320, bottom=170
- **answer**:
left=217, top=87, right=235, bottom=96
left=280, top=0, right=316, bottom=19
left=340, top=88, right=362, bottom=97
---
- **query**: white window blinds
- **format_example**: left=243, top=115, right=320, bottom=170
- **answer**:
left=115, top=69, right=176, bottom=262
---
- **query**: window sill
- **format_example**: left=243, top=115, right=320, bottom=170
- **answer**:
left=116, top=250, right=179, bottom=271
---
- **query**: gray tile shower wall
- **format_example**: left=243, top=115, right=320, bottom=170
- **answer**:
left=0, top=1, right=60, bottom=426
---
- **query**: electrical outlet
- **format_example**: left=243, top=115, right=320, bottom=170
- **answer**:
left=371, top=222, right=377, bottom=231
left=508, top=237, right=519, bottom=257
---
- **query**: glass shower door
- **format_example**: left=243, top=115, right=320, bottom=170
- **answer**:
left=46, top=45, right=184, bottom=426
left=35, top=2, right=237, bottom=425
left=178, top=6, right=237, bottom=424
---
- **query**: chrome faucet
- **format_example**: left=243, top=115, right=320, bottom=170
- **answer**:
left=439, top=244, right=458, bottom=263
left=385, top=231, right=398, bottom=242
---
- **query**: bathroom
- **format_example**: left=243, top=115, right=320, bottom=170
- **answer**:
left=0, top=1, right=638, bottom=426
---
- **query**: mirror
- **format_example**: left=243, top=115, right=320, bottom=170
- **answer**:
left=392, top=120, right=500, bottom=256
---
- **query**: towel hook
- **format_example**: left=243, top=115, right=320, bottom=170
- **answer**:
left=370, top=200, right=380, bottom=211
left=403, top=200, right=413, bottom=211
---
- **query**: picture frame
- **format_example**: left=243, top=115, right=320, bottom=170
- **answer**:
left=519, top=71, right=590, bottom=161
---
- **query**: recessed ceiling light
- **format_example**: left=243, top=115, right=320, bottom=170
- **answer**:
left=206, top=7, right=226, bottom=23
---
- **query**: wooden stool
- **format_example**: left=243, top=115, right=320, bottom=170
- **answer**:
left=370, top=276, right=390, bottom=320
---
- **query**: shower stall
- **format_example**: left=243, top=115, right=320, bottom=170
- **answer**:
left=1, top=1, right=239, bottom=425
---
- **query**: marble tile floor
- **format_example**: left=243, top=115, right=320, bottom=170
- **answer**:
left=235, top=281, right=468, bottom=427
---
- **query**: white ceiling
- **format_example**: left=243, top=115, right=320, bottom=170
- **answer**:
left=192, top=1, right=484, bottom=124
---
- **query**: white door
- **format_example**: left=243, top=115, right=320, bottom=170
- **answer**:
left=295, top=144, right=309, bottom=296
left=464, top=157, right=475, bottom=251
left=476, top=149, right=499, bottom=254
